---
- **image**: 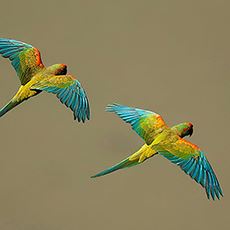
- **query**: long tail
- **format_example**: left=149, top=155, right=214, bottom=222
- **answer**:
left=91, top=157, right=140, bottom=178
left=0, top=99, right=21, bottom=117
left=91, top=144, right=158, bottom=178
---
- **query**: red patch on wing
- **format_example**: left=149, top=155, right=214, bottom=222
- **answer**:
left=177, top=138, right=200, bottom=151
left=34, top=48, right=43, bottom=66
left=184, top=139, right=200, bottom=150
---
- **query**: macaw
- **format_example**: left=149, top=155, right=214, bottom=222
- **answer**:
left=0, top=38, right=90, bottom=122
left=91, top=104, right=223, bottom=200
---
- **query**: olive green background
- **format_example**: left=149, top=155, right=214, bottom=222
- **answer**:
left=0, top=1, right=229, bottom=229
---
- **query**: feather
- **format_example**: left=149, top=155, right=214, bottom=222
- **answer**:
left=31, top=75, right=90, bottom=122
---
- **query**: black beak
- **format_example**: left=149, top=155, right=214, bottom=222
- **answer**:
left=189, top=127, right=193, bottom=136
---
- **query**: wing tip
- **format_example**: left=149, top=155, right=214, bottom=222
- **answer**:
left=105, top=103, right=122, bottom=112
left=73, top=91, right=90, bottom=123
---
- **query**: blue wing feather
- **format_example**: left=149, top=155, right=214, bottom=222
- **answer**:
left=106, top=104, right=155, bottom=126
left=159, top=151, right=223, bottom=200
left=0, top=38, right=44, bottom=84
left=32, top=79, right=90, bottom=122
left=106, top=104, right=165, bottom=144
left=0, top=38, right=32, bottom=73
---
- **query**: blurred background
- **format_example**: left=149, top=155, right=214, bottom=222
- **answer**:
left=0, top=0, right=229, bottom=229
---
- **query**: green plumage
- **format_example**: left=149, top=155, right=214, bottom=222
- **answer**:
left=0, top=38, right=90, bottom=121
left=93, top=104, right=223, bottom=200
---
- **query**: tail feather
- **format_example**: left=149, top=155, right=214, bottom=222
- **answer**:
left=91, top=157, right=140, bottom=178
left=0, top=100, right=20, bottom=117
left=91, top=145, right=158, bottom=178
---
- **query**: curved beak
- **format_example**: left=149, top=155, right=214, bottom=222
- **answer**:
left=189, top=127, right=193, bottom=136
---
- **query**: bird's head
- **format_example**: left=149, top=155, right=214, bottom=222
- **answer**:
left=171, top=122, right=193, bottom=138
left=46, top=64, right=67, bottom=75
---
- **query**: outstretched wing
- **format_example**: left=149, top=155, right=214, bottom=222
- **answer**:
left=0, top=38, right=44, bottom=85
left=106, top=104, right=167, bottom=145
left=31, top=75, right=90, bottom=122
left=159, top=138, right=223, bottom=200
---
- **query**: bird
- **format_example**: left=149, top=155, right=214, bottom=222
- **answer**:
left=92, top=121, right=193, bottom=176
left=0, top=38, right=90, bottom=122
left=91, top=104, right=223, bottom=200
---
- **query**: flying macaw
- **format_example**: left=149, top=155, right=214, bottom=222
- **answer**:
left=0, top=38, right=90, bottom=122
left=91, top=104, right=223, bottom=200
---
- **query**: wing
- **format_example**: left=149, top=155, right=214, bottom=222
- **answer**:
left=0, top=38, right=44, bottom=85
left=31, top=75, right=90, bottom=122
left=106, top=104, right=167, bottom=145
left=159, top=138, right=223, bottom=200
